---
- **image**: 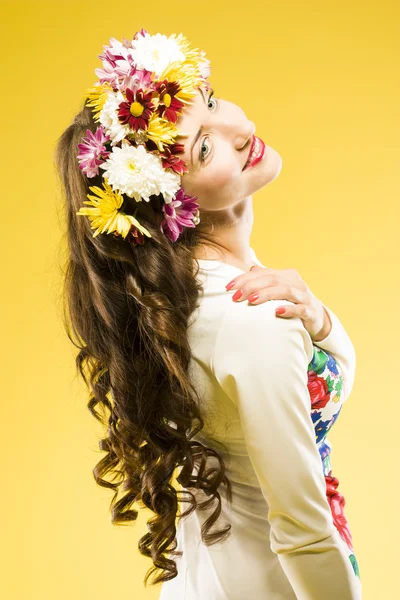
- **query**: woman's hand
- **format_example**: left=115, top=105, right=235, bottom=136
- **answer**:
left=225, top=265, right=332, bottom=343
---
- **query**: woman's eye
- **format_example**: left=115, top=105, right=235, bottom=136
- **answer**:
left=200, top=138, right=211, bottom=161
left=199, top=90, right=217, bottom=162
left=207, top=91, right=217, bottom=110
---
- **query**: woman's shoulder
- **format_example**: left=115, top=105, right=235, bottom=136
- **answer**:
left=222, top=293, right=298, bottom=326
left=214, top=296, right=314, bottom=366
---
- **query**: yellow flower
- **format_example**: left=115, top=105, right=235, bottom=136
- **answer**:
left=83, top=82, right=114, bottom=123
left=158, top=33, right=205, bottom=104
left=146, top=113, right=179, bottom=151
left=76, top=179, right=152, bottom=239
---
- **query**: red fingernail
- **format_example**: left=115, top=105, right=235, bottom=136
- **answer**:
left=276, top=307, right=286, bottom=314
left=226, top=279, right=237, bottom=290
left=232, top=289, right=243, bottom=301
left=248, top=293, right=259, bottom=302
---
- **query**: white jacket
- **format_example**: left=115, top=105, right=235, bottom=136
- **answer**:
left=159, top=247, right=361, bottom=600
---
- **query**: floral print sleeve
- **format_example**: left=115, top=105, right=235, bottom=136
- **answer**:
left=308, top=344, right=361, bottom=579
left=211, top=296, right=362, bottom=598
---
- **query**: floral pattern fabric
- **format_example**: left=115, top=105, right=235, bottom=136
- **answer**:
left=307, top=345, right=361, bottom=579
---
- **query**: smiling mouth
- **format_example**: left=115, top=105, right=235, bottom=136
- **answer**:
left=242, top=135, right=266, bottom=171
left=243, top=136, right=255, bottom=170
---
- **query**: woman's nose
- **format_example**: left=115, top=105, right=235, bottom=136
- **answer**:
left=235, top=122, right=256, bottom=150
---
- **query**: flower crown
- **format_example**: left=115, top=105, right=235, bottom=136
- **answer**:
left=76, top=29, right=211, bottom=245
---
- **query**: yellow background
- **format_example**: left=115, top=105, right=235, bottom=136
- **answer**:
left=1, top=1, right=398, bottom=598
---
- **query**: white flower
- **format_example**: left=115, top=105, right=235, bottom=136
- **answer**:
left=99, top=140, right=181, bottom=203
left=130, top=32, right=185, bottom=78
left=98, top=90, right=130, bottom=145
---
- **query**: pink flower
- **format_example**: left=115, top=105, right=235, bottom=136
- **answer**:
left=120, top=66, right=153, bottom=95
left=77, top=126, right=111, bottom=178
left=94, top=61, right=120, bottom=90
left=160, top=188, right=200, bottom=243
left=95, top=37, right=153, bottom=93
left=95, top=37, right=133, bottom=89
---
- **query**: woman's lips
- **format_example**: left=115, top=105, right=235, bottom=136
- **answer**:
left=242, top=135, right=266, bottom=171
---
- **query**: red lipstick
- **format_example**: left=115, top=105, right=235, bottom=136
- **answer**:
left=242, top=135, right=266, bottom=171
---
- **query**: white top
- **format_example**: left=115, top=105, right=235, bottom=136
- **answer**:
left=159, top=247, right=361, bottom=600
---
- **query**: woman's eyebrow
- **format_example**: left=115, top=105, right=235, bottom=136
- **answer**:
left=190, top=87, right=208, bottom=167
left=190, top=126, right=204, bottom=167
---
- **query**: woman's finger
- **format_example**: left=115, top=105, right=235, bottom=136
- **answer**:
left=228, top=265, right=328, bottom=341
left=232, top=284, right=308, bottom=305
left=226, top=267, right=306, bottom=293
left=273, top=302, right=314, bottom=321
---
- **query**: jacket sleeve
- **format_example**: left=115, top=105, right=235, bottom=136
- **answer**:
left=211, top=298, right=361, bottom=600
left=313, top=302, right=357, bottom=403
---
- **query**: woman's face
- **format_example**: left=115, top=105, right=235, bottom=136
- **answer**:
left=176, top=85, right=282, bottom=211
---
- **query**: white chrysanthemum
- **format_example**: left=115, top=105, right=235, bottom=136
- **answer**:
left=99, top=140, right=181, bottom=203
left=98, top=90, right=130, bottom=145
left=130, top=32, right=185, bottom=78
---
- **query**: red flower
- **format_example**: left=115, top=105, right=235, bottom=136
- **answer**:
left=308, top=370, right=331, bottom=409
left=118, top=88, right=155, bottom=132
left=160, top=143, right=188, bottom=175
left=325, top=471, right=354, bottom=551
left=154, top=80, right=185, bottom=124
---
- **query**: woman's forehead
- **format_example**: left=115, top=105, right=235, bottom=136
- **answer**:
left=176, top=84, right=209, bottom=140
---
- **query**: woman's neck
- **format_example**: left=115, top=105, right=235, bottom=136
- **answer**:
left=193, top=196, right=255, bottom=270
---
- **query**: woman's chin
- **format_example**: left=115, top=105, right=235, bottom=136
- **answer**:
left=269, top=148, right=283, bottom=181
left=245, top=145, right=282, bottom=190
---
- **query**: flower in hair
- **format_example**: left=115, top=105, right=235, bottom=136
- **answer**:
left=117, top=88, right=155, bottom=132
left=160, top=188, right=200, bottom=243
left=77, top=127, right=111, bottom=178
left=130, top=33, right=186, bottom=76
left=76, top=179, right=151, bottom=239
left=154, top=80, right=186, bottom=123
left=97, top=90, right=132, bottom=145
left=99, top=139, right=181, bottom=203
left=76, top=29, right=210, bottom=244
left=159, top=142, right=188, bottom=175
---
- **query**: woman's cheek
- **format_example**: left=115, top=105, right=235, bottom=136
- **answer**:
left=207, top=166, right=233, bottom=189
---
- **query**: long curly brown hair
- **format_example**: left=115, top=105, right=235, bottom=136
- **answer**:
left=53, top=102, right=234, bottom=587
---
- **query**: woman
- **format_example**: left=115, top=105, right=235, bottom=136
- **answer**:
left=54, top=29, right=361, bottom=598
